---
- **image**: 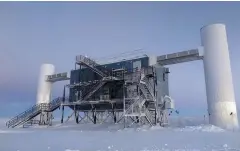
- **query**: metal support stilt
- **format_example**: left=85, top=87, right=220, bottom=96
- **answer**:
left=136, top=116, right=139, bottom=123
left=61, top=85, right=66, bottom=124
left=74, top=105, right=79, bottom=124
left=114, top=112, right=116, bottom=123
left=112, top=104, right=116, bottom=123
left=61, top=105, right=64, bottom=123
left=65, top=111, right=74, bottom=123
left=123, top=84, right=126, bottom=128
left=93, top=108, right=96, bottom=124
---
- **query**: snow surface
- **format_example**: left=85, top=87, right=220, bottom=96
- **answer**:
left=0, top=117, right=240, bottom=151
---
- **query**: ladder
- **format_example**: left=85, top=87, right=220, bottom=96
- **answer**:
left=6, top=97, right=63, bottom=128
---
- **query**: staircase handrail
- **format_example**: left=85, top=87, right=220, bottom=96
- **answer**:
left=35, top=97, right=63, bottom=111
left=6, top=103, right=41, bottom=126
left=80, top=82, right=100, bottom=100
left=140, top=76, right=155, bottom=101
left=76, top=55, right=107, bottom=77
left=76, top=55, right=98, bottom=67
left=124, top=97, right=142, bottom=114
left=45, top=97, right=63, bottom=111
left=6, top=97, right=63, bottom=127
left=81, top=81, right=106, bottom=101
left=145, top=80, right=155, bottom=99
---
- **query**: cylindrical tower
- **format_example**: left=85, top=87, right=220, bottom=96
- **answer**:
left=201, top=24, right=239, bottom=130
left=36, top=64, right=55, bottom=104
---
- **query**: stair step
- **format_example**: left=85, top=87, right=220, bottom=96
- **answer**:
left=6, top=97, right=62, bottom=128
left=76, top=55, right=107, bottom=77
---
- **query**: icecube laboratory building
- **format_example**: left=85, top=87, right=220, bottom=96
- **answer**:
left=6, top=24, right=239, bottom=130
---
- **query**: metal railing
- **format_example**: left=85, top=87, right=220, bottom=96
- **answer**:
left=6, top=97, right=63, bottom=128
left=76, top=55, right=107, bottom=77
left=76, top=55, right=98, bottom=67
left=79, top=81, right=106, bottom=101
left=139, top=72, right=155, bottom=101
left=46, top=72, right=69, bottom=82
left=124, top=95, right=147, bottom=115
left=40, top=97, right=63, bottom=111
left=124, top=70, right=141, bottom=83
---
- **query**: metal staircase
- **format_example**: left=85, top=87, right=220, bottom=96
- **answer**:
left=76, top=55, right=107, bottom=77
left=124, top=96, right=153, bottom=126
left=124, top=97, right=141, bottom=116
left=139, top=77, right=155, bottom=101
left=125, top=95, right=147, bottom=116
left=6, top=97, right=63, bottom=128
left=123, top=72, right=156, bottom=127
left=81, top=81, right=107, bottom=101
left=41, top=97, right=63, bottom=112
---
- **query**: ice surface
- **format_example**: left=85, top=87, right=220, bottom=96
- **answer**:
left=0, top=117, right=239, bottom=151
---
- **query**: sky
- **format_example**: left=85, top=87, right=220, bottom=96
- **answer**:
left=1, top=2, right=240, bottom=118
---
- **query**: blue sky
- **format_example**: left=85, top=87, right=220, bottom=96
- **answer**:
left=1, top=2, right=240, bottom=118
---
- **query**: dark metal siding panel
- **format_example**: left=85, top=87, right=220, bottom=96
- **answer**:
left=69, top=57, right=149, bottom=102
left=99, top=59, right=133, bottom=72
left=70, top=70, right=75, bottom=84
left=96, top=56, right=149, bottom=72
left=155, top=66, right=169, bottom=104
left=141, top=57, right=149, bottom=67
left=70, top=57, right=149, bottom=83
left=69, top=70, right=76, bottom=102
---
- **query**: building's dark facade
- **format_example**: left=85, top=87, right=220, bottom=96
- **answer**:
left=67, top=55, right=169, bottom=112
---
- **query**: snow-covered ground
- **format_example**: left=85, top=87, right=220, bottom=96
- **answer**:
left=0, top=117, right=239, bottom=151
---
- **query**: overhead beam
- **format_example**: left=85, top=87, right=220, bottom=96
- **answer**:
left=46, top=72, right=70, bottom=82
left=157, top=48, right=204, bottom=66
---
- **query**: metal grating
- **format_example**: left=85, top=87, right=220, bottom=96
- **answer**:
left=157, top=49, right=203, bottom=66
left=46, top=72, right=70, bottom=82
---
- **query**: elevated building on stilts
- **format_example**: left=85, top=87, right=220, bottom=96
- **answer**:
left=6, top=24, right=239, bottom=130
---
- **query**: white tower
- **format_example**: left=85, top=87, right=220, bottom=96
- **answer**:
left=36, top=64, right=55, bottom=104
left=201, top=24, right=239, bottom=130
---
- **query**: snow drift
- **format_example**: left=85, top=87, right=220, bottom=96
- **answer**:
left=0, top=116, right=239, bottom=151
